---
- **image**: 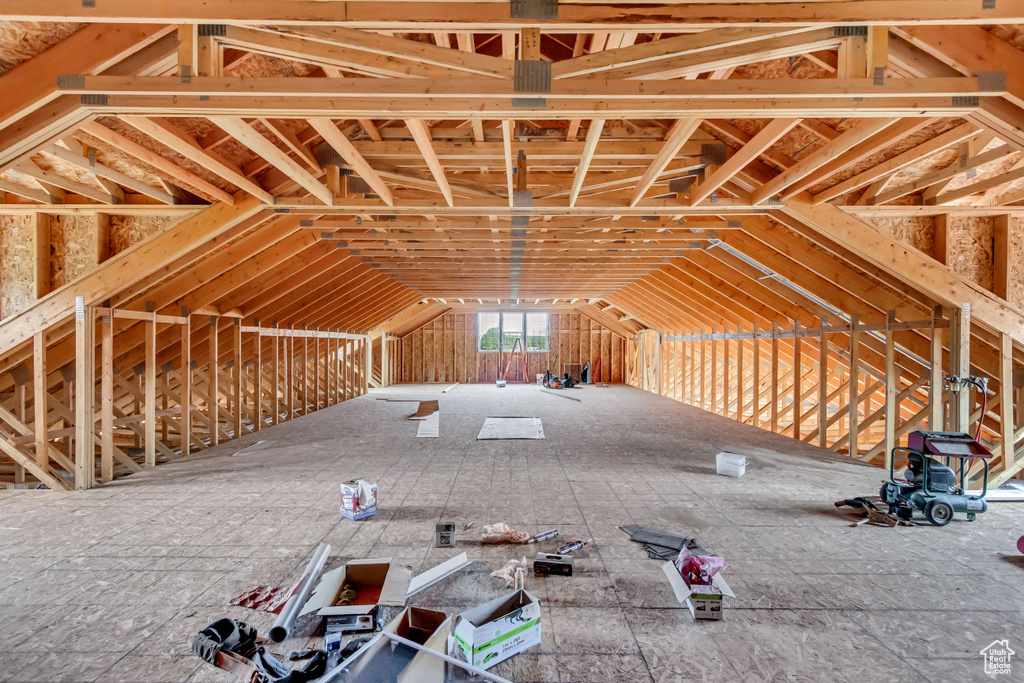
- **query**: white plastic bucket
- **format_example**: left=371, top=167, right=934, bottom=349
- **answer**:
left=716, top=452, right=746, bottom=478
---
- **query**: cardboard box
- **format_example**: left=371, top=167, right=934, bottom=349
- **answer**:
left=300, top=558, right=412, bottom=630
left=687, top=584, right=723, bottom=620
left=661, top=561, right=735, bottom=622
left=344, top=607, right=450, bottom=683
left=340, top=479, right=377, bottom=520
left=448, top=590, right=541, bottom=670
left=533, top=552, right=573, bottom=576
left=435, top=522, right=456, bottom=547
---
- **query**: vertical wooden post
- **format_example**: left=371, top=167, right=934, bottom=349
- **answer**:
left=949, top=305, right=971, bottom=433
left=284, top=324, right=293, bottom=418
left=180, top=311, right=192, bottom=456
left=272, top=323, right=280, bottom=425
left=254, top=324, right=263, bottom=432
left=33, top=332, right=48, bottom=469
left=752, top=324, right=761, bottom=429
left=736, top=326, right=744, bottom=421
left=144, top=308, right=157, bottom=468
left=818, top=316, right=828, bottom=448
left=100, top=312, right=114, bottom=483
left=929, top=306, right=944, bottom=430
left=698, top=330, right=705, bottom=409
left=710, top=327, right=718, bottom=414
left=233, top=319, right=242, bottom=437
left=300, top=326, right=308, bottom=414
left=210, top=316, right=221, bottom=445
left=884, top=311, right=897, bottom=471
left=848, top=314, right=860, bottom=458
left=771, top=322, right=779, bottom=433
left=999, top=332, right=1015, bottom=467
left=792, top=319, right=802, bottom=440
left=74, top=297, right=95, bottom=489
left=722, top=327, right=731, bottom=417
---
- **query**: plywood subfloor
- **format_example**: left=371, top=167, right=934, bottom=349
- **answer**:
left=0, top=384, right=1022, bottom=682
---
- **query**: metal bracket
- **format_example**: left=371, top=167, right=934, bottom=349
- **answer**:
left=510, top=0, right=558, bottom=20
left=180, top=65, right=192, bottom=84
left=56, top=74, right=85, bottom=90
left=873, top=67, right=885, bottom=86
left=700, top=143, right=727, bottom=166
left=198, top=24, right=227, bottom=37
left=80, top=94, right=108, bottom=106
left=952, top=96, right=980, bottom=107
left=977, top=71, right=1007, bottom=91
left=669, top=177, right=693, bottom=194
left=834, top=26, right=868, bottom=37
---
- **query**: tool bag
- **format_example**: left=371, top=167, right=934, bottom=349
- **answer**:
left=192, top=618, right=329, bottom=683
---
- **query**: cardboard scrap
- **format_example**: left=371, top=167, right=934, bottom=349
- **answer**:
left=230, top=584, right=291, bottom=613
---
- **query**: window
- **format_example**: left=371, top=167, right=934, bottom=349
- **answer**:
left=502, top=313, right=524, bottom=351
left=526, top=313, right=548, bottom=351
left=477, top=312, right=548, bottom=352
left=478, top=312, right=500, bottom=351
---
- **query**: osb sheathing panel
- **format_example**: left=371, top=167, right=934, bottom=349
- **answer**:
left=96, top=117, right=239, bottom=193
left=809, top=119, right=965, bottom=197
left=0, top=21, right=83, bottom=76
left=75, top=130, right=196, bottom=197
left=947, top=215, right=994, bottom=291
left=0, top=215, right=34, bottom=320
left=987, top=25, right=1024, bottom=50
left=50, top=215, right=97, bottom=288
left=863, top=216, right=935, bottom=256
left=227, top=52, right=319, bottom=79
left=31, top=152, right=96, bottom=187
left=110, top=215, right=178, bottom=254
left=1010, top=217, right=1024, bottom=310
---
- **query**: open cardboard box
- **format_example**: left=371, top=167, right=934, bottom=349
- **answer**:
left=300, top=558, right=412, bottom=630
left=344, top=607, right=451, bottom=682
left=662, top=560, right=735, bottom=621
left=448, top=589, right=541, bottom=670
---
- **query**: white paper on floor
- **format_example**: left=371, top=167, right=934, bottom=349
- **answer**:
left=477, top=417, right=545, bottom=440
left=417, top=411, right=439, bottom=437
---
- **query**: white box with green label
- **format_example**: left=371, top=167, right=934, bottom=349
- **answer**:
left=447, top=589, right=541, bottom=670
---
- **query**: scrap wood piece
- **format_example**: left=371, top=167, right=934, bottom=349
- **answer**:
left=416, top=411, right=439, bottom=438
left=477, top=416, right=545, bottom=440
left=540, top=389, right=582, bottom=402
left=409, top=400, right=440, bottom=420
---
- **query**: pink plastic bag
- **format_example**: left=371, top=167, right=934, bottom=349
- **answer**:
left=674, top=548, right=726, bottom=586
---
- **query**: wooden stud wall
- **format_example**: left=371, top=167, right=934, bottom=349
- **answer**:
left=397, top=311, right=626, bottom=385
left=626, top=311, right=1024, bottom=488
left=0, top=304, right=369, bottom=490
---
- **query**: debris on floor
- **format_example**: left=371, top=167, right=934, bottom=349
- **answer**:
left=555, top=537, right=595, bottom=554
left=442, top=382, right=460, bottom=393
left=490, top=556, right=529, bottom=589
left=340, top=479, right=377, bottom=520
left=621, top=524, right=702, bottom=560
left=269, top=542, right=332, bottom=642
left=231, top=439, right=268, bottom=457
left=449, top=589, right=542, bottom=670
left=534, top=552, right=573, bottom=576
left=716, top=451, right=747, bottom=477
left=481, top=521, right=531, bottom=544
left=836, top=497, right=918, bottom=527
left=230, top=584, right=291, bottom=613
left=408, top=552, right=471, bottom=597
left=477, top=416, right=545, bottom=440
left=662, top=547, right=735, bottom=622
left=301, top=558, right=413, bottom=633
left=526, top=528, right=559, bottom=544
left=192, top=618, right=330, bottom=682
left=435, top=522, right=456, bottom=547
left=408, top=400, right=440, bottom=438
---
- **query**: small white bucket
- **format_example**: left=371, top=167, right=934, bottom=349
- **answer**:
left=716, top=452, right=747, bottom=478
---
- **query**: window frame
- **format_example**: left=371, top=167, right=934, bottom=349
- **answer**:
left=477, top=312, right=549, bottom=352
left=477, top=312, right=501, bottom=352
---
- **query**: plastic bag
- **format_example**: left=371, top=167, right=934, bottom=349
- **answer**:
left=490, top=557, right=528, bottom=588
left=481, top=522, right=531, bottom=544
left=674, top=548, right=726, bottom=586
